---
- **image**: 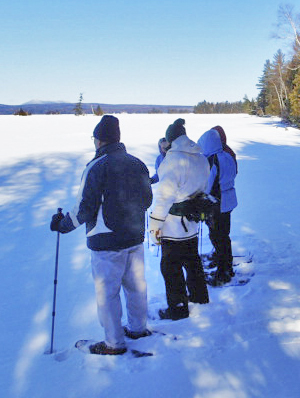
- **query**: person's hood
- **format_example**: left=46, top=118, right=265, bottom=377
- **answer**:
left=168, top=134, right=201, bottom=155
left=212, top=125, right=226, bottom=145
left=197, top=129, right=222, bottom=157
left=158, top=138, right=167, bottom=157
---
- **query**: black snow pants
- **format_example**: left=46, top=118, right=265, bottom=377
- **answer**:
left=160, top=237, right=209, bottom=311
left=208, top=210, right=233, bottom=274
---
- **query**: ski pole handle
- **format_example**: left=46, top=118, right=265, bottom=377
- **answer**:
left=50, top=207, right=63, bottom=354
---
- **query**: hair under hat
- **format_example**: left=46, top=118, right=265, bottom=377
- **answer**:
left=165, top=118, right=186, bottom=144
left=93, top=115, right=120, bottom=143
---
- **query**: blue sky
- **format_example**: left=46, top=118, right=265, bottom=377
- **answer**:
left=1, top=0, right=296, bottom=105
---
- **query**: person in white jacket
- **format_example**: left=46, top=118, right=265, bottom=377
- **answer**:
left=149, top=119, right=210, bottom=320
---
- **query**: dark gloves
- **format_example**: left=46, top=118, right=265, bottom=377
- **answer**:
left=50, top=212, right=65, bottom=232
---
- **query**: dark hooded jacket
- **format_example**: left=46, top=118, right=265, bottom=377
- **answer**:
left=57, top=142, right=153, bottom=250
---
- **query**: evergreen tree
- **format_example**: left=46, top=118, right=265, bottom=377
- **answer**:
left=14, top=108, right=30, bottom=116
left=257, top=51, right=289, bottom=117
left=256, top=60, right=273, bottom=115
left=289, top=70, right=300, bottom=124
left=271, top=50, right=289, bottom=118
left=92, top=105, right=104, bottom=116
left=74, top=93, right=85, bottom=116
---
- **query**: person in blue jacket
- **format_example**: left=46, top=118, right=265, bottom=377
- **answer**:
left=150, top=137, right=169, bottom=184
left=50, top=115, right=153, bottom=355
left=198, top=128, right=237, bottom=286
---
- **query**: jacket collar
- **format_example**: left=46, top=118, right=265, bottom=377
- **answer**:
left=95, top=142, right=126, bottom=158
left=168, top=134, right=201, bottom=154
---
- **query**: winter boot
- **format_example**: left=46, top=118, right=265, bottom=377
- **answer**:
left=205, top=250, right=217, bottom=261
left=89, top=341, right=127, bottom=355
left=207, top=269, right=232, bottom=287
left=159, top=303, right=189, bottom=321
left=207, top=259, right=218, bottom=269
left=123, top=326, right=152, bottom=340
left=228, top=265, right=235, bottom=277
left=188, top=295, right=209, bottom=304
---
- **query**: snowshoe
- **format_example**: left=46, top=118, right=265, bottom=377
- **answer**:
left=207, top=270, right=232, bottom=287
left=83, top=341, right=127, bottom=355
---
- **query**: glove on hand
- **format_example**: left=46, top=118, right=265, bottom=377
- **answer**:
left=50, top=212, right=65, bottom=232
left=149, top=214, right=164, bottom=245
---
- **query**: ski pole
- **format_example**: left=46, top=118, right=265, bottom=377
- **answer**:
left=199, top=221, right=203, bottom=256
left=146, top=210, right=149, bottom=249
left=50, top=207, right=63, bottom=354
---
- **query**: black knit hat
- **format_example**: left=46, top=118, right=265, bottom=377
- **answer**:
left=93, top=115, right=120, bottom=143
left=165, top=118, right=186, bottom=144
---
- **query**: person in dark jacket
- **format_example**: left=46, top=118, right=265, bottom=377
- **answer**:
left=150, top=137, right=169, bottom=184
left=50, top=115, right=153, bottom=355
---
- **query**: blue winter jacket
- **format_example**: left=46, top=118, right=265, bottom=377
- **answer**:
left=58, top=142, right=153, bottom=251
left=150, top=140, right=167, bottom=184
left=198, top=129, right=237, bottom=213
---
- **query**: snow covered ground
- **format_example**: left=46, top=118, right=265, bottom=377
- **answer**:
left=1, top=113, right=300, bottom=398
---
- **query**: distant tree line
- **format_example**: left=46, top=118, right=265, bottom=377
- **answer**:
left=193, top=99, right=254, bottom=114
left=256, top=4, right=300, bottom=126
left=148, top=107, right=191, bottom=114
left=14, top=108, right=32, bottom=116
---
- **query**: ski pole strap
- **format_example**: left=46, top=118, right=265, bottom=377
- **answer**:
left=180, top=216, right=188, bottom=232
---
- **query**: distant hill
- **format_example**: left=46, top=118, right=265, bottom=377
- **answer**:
left=0, top=101, right=194, bottom=115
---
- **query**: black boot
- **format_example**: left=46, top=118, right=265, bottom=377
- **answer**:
left=228, top=265, right=235, bottom=277
left=188, top=295, right=209, bottom=304
left=159, top=304, right=189, bottom=321
left=207, top=269, right=232, bottom=287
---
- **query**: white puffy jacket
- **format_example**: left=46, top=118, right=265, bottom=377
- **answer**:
left=150, top=135, right=210, bottom=241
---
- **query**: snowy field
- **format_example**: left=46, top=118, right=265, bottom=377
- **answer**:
left=1, top=113, right=300, bottom=398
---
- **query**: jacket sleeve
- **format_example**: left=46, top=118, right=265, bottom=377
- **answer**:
left=151, top=154, right=179, bottom=220
left=205, top=164, right=218, bottom=195
left=150, top=173, right=159, bottom=184
left=142, top=164, right=153, bottom=209
left=150, top=154, right=164, bottom=184
left=58, top=162, right=104, bottom=233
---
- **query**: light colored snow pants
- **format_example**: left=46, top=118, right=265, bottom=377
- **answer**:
left=91, top=243, right=147, bottom=348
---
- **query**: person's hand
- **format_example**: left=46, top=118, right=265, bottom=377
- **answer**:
left=50, top=212, right=65, bottom=232
left=149, top=214, right=164, bottom=245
